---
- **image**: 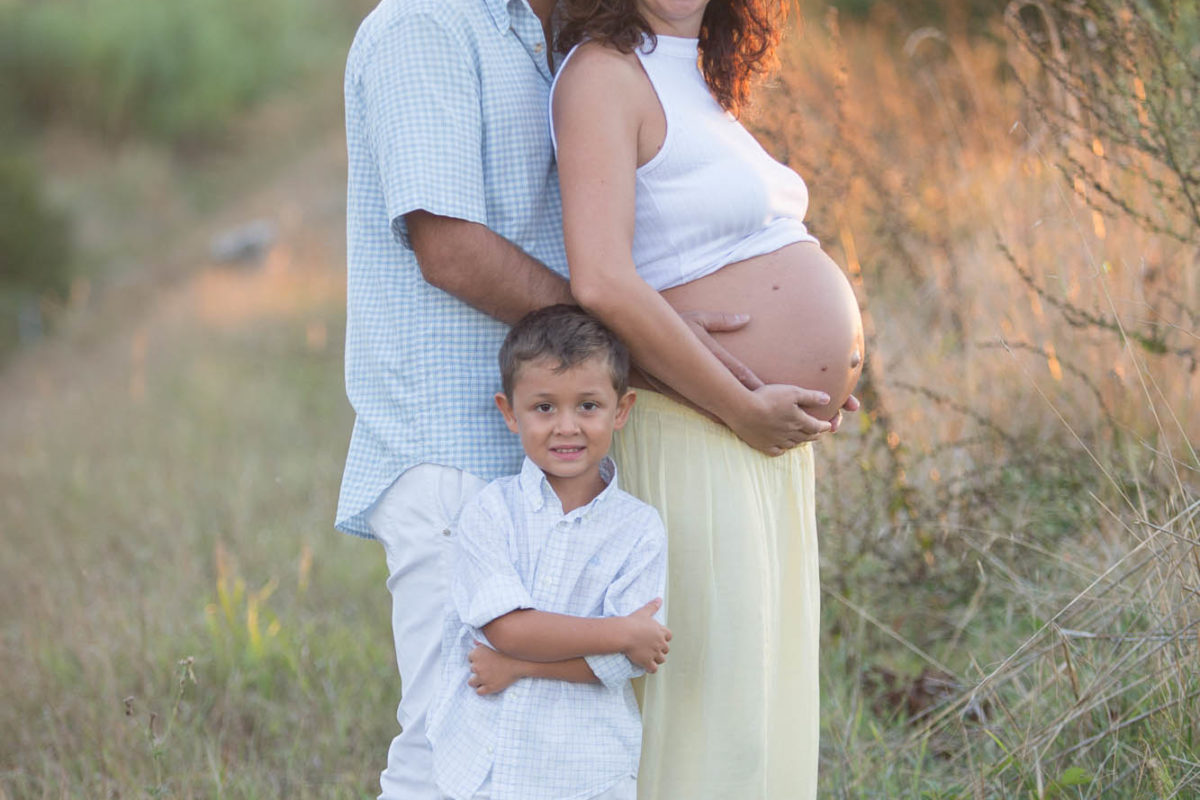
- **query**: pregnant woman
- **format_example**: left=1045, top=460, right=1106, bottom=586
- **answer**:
left=551, top=1, right=863, bottom=797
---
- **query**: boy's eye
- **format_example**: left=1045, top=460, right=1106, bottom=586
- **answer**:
left=534, top=403, right=554, bottom=413
left=579, top=401, right=600, bottom=412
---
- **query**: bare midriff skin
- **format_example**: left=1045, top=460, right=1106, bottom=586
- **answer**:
left=660, top=242, right=864, bottom=421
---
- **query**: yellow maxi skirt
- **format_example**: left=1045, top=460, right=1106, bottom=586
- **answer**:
left=612, top=390, right=820, bottom=800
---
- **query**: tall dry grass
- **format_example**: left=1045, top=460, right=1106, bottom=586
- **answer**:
left=756, top=2, right=1197, bottom=795
left=0, top=138, right=394, bottom=797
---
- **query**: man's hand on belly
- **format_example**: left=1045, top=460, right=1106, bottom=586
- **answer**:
left=678, top=310, right=763, bottom=390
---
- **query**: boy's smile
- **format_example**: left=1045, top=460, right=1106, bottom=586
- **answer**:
left=496, top=357, right=635, bottom=511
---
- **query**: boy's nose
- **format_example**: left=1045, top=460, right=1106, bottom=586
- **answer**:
left=554, top=412, right=581, bottom=434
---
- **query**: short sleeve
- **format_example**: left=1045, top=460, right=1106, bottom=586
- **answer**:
left=585, top=507, right=668, bottom=688
left=451, top=489, right=534, bottom=629
left=358, top=13, right=487, bottom=247
left=602, top=508, right=668, bottom=619
left=584, top=652, right=637, bottom=690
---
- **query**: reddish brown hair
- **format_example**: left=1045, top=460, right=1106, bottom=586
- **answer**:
left=555, top=0, right=790, bottom=116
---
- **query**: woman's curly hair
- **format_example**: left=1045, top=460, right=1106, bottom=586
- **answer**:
left=555, top=0, right=790, bottom=116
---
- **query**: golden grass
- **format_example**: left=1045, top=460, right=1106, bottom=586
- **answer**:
left=754, top=6, right=1198, bottom=796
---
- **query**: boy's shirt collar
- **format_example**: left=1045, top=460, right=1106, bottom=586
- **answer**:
left=518, top=455, right=619, bottom=517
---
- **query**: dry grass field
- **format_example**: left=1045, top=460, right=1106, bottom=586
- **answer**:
left=1, top=2, right=1196, bottom=798
left=758, top=3, right=1198, bottom=796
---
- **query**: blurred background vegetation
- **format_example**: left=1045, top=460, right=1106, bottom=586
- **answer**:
left=2, top=0, right=330, bottom=140
left=0, top=0, right=366, bottom=354
left=0, top=0, right=1196, bottom=797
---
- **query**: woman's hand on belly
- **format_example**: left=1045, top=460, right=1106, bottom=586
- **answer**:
left=729, top=384, right=833, bottom=456
left=662, top=242, right=865, bottom=422
left=828, top=393, right=861, bottom=433
left=668, top=306, right=860, bottom=439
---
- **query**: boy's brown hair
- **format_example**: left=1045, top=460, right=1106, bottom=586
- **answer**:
left=499, top=304, right=630, bottom=399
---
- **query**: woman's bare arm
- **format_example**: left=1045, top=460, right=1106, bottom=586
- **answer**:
left=553, top=44, right=830, bottom=454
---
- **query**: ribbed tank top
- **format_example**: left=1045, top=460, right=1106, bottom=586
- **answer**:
left=550, top=35, right=817, bottom=291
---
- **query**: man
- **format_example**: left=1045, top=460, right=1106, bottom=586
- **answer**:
left=338, top=1, right=848, bottom=797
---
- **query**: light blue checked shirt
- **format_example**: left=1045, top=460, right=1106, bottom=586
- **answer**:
left=338, top=0, right=569, bottom=537
left=429, top=457, right=667, bottom=800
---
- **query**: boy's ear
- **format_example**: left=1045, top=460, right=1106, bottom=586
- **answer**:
left=612, top=389, right=636, bottom=430
left=494, top=392, right=520, bottom=434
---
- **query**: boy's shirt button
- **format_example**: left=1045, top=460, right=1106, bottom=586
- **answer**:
left=441, top=528, right=451, bottom=536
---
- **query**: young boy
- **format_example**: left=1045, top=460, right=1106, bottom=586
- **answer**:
left=428, top=305, right=670, bottom=800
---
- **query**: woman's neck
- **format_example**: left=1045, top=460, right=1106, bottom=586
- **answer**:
left=639, top=4, right=705, bottom=38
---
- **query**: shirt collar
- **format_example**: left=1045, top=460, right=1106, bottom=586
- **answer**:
left=484, top=0, right=529, bottom=32
left=518, top=455, right=619, bottom=515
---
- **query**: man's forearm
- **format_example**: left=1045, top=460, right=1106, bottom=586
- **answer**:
left=407, top=211, right=573, bottom=325
left=483, top=609, right=626, bottom=662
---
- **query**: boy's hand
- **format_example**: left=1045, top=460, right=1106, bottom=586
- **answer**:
left=467, top=642, right=525, bottom=695
left=621, top=598, right=671, bottom=673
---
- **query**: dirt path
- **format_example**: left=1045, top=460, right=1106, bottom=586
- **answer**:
left=0, top=123, right=349, bottom=439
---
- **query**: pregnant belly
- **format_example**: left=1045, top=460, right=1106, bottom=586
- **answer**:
left=661, top=242, right=864, bottom=421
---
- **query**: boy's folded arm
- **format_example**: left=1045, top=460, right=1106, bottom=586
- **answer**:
left=483, top=597, right=667, bottom=674
left=521, top=656, right=599, bottom=684
left=467, top=643, right=597, bottom=695
left=481, top=608, right=630, bottom=662
left=485, top=514, right=670, bottom=668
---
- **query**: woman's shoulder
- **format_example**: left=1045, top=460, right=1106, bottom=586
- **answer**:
left=557, top=39, right=643, bottom=89
left=553, top=40, right=653, bottom=132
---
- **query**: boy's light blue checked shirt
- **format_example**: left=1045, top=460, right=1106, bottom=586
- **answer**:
left=338, top=0, right=569, bottom=537
left=429, top=457, right=667, bottom=800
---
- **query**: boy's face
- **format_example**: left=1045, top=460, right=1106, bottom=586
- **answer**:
left=495, top=356, right=635, bottom=504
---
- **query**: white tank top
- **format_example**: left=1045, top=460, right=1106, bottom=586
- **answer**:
left=550, top=35, right=818, bottom=291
